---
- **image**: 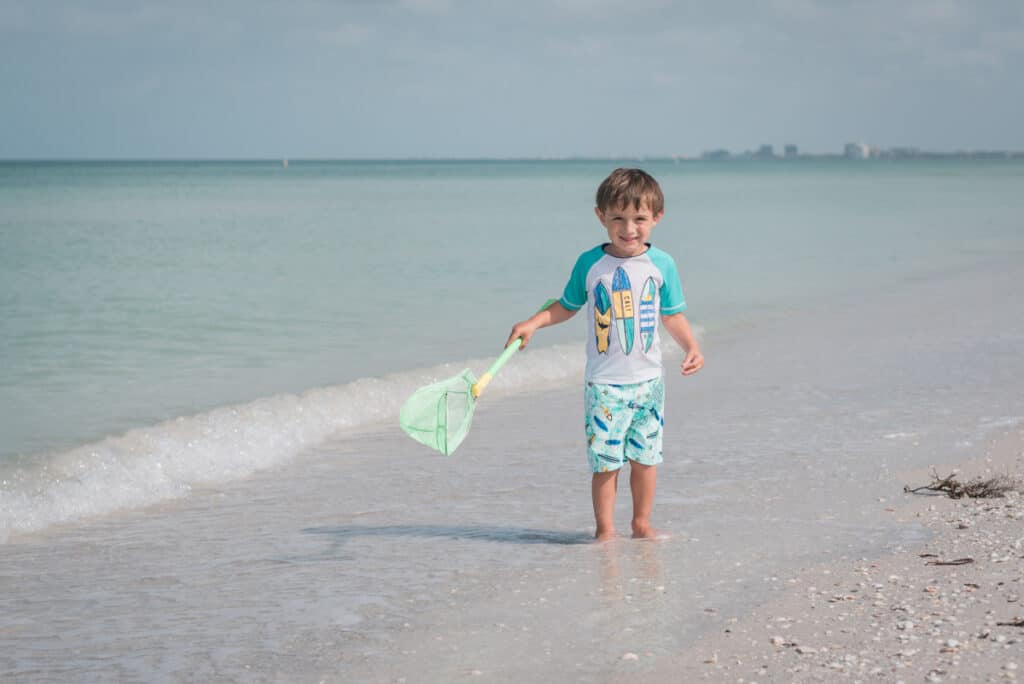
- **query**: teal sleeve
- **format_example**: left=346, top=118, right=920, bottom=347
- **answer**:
left=559, top=254, right=587, bottom=311
left=559, top=247, right=603, bottom=311
left=651, top=249, right=687, bottom=314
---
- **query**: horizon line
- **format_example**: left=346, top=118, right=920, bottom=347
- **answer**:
left=3, top=150, right=1023, bottom=164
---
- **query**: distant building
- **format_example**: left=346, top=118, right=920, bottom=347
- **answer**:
left=784, top=144, right=798, bottom=159
left=844, top=142, right=871, bottom=160
left=754, top=144, right=775, bottom=159
left=701, top=149, right=731, bottom=161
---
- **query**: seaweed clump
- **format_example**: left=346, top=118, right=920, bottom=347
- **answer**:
left=904, top=470, right=1022, bottom=499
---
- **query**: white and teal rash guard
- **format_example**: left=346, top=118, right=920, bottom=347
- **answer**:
left=559, top=244, right=686, bottom=385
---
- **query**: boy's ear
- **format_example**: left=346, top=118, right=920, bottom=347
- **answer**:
left=594, top=206, right=604, bottom=222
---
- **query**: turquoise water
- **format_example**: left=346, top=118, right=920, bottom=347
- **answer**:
left=1, top=159, right=1022, bottom=535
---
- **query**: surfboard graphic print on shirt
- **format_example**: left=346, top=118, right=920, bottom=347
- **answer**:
left=638, top=276, right=657, bottom=353
left=611, top=267, right=635, bottom=354
left=593, top=282, right=611, bottom=354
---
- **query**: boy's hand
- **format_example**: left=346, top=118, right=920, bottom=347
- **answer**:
left=661, top=312, right=703, bottom=376
left=506, top=320, right=538, bottom=349
left=504, top=301, right=576, bottom=350
left=681, top=348, right=704, bottom=376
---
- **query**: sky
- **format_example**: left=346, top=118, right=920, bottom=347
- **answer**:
left=2, top=0, right=1023, bottom=159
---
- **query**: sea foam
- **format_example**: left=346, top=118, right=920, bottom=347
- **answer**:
left=0, top=344, right=586, bottom=542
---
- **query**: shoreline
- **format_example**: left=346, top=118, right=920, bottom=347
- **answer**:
left=3, top=256, right=1022, bottom=682
left=647, top=424, right=1024, bottom=683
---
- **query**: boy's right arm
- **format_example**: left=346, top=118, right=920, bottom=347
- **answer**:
left=505, top=301, right=576, bottom=349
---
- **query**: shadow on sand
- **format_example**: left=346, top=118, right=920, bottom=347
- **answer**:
left=302, top=524, right=593, bottom=546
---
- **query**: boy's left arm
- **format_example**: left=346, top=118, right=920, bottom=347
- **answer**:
left=661, top=313, right=704, bottom=376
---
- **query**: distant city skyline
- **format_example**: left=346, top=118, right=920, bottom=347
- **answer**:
left=2, top=1, right=1023, bottom=159
left=697, top=142, right=1024, bottom=161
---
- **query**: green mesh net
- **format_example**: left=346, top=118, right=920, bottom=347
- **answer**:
left=400, top=300, right=554, bottom=456
left=399, top=369, right=478, bottom=456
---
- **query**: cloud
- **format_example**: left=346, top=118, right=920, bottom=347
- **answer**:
left=399, top=0, right=454, bottom=14
left=906, top=0, right=968, bottom=26
left=313, top=23, right=373, bottom=48
left=0, top=2, right=30, bottom=31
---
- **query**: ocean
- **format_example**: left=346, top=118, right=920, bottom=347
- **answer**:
left=1, top=159, right=1022, bottom=681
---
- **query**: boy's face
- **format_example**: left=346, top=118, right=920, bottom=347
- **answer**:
left=595, top=202, right=663, bottom=258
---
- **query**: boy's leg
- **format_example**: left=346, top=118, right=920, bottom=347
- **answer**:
left=591, top=470, right=619, bottom=541
left=629, top=461, right=658, bottom=539
left=623, top=377, right=665, bottom=539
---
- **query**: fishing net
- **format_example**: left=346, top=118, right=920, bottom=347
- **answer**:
left=399, top=369, right=478, bottom=456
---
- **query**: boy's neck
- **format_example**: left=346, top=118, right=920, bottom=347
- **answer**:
left=603, top=242, right=650, bottom=258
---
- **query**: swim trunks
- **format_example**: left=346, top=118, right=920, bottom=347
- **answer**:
left=584, top=377, right=665, bottom=473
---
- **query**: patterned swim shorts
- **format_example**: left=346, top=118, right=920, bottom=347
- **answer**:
left=584, top=377, right=665, bottom=473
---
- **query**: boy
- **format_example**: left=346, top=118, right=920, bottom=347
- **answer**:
left=505, top=168, right=704, bottom=541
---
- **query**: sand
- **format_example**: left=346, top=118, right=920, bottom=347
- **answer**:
left=645, top=426, right=1024, bottom=683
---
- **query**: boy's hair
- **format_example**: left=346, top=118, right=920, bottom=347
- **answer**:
left=595, top=168, right=664, bottom=215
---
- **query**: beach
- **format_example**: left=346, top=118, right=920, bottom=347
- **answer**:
left=4, top=0, right=1024, bottom=678
left=2, top=159, right=1022, bottom=682
left=4, top=239, right=1022, bottom=682
left=658, top=427, right=1024, bottom=684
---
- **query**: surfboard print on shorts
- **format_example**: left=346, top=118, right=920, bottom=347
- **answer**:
left=639, top=276, right=657, bottom=353
left=593, top=281, right=611, bottom=354
left=611, top=267, right=635, bottom=354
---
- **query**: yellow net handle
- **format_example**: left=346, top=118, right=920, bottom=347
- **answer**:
left=471, top=299, right=556, bottom=398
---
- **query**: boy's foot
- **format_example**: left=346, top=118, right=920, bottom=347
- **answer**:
left=631, top=524, right=670, bottom=541
left=594, top=528, right=617, bottom=543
